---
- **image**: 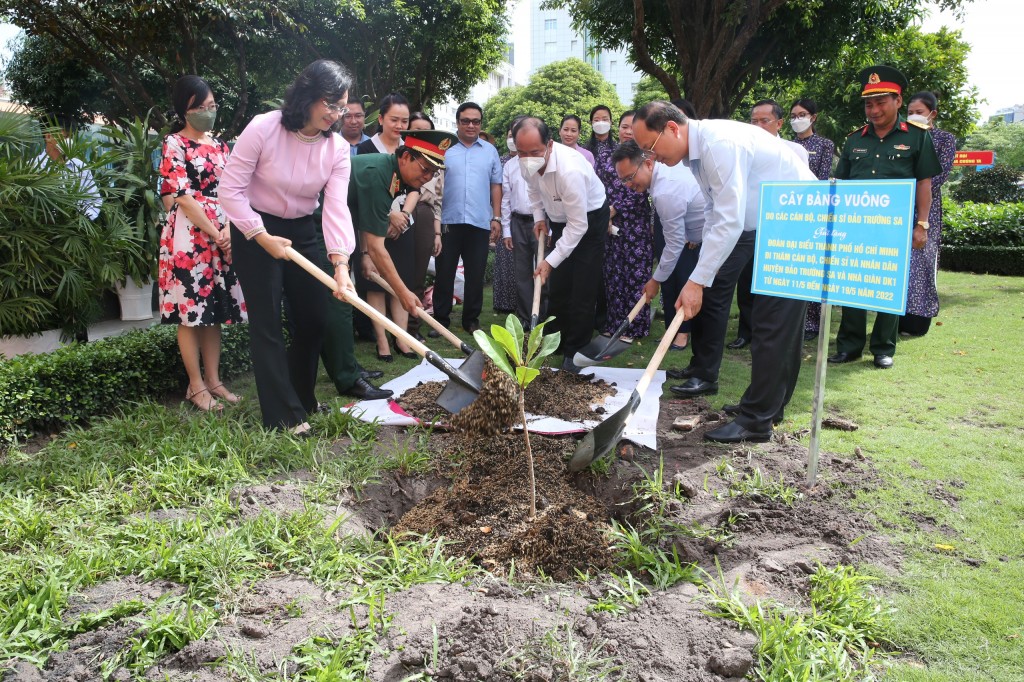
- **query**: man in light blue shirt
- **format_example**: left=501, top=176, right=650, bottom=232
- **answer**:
left=341, top=99, right=370, bottom=156
left=432, top=102, right=503, bottom=333
left=633, top=100, right=815, bottom=444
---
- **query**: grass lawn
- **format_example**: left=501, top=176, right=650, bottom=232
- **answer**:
left=1, top=269, right=1021, bottom=679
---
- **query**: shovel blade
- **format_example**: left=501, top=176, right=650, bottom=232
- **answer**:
left=568, top=389, right=642, bottom=472
left=436, top=350, right=486, bottom=414
left=573, top=336, right=632, bottom=368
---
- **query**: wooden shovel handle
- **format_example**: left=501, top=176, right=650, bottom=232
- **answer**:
left=531, top=233, right=545, bottom=320
left=635, top=303, right=688, bottom=398
left=285, top=247, right=429, bottom=357
left=626, top=293, right=649, bottom=323
left=368, top=272, right=466, bottom=349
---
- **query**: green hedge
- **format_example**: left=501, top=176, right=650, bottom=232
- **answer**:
left=942, top=200, right=1024, bottom=247
left=940, top=246, right=1024, bottom=276
left=0, top=324, right=251, bottom=446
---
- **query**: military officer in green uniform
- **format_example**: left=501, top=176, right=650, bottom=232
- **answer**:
left=320, top=129, right=458, bottom=397
left=828, top=65, right=942, bottom=369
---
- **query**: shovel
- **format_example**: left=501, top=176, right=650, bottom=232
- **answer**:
left=568, top=304, right=686, bottom=472
left=573, top=294, right=648, bottom=368
left=369, top=272, right=474, bottom=356
left=530, top=234, right=545, bottom=330
left=286, top=247, right=483, bottom=411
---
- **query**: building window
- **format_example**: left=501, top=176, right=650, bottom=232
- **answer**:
left=610, top=60, right=617, bottom=71
left=545, top=19, right=556, bottom=31
left=571, top=40, right=577, bottom=52
left=545, top=41, right=556, bottom=57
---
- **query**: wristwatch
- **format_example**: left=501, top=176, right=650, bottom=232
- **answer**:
left=916, top=220, right=929, bottom=231
left=490, top=216, right=501, bottom=223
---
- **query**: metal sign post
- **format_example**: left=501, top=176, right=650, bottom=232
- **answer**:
left=806, top=302, right=832, bottom=487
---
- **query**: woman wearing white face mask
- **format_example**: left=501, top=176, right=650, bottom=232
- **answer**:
left=789, top=98, right=837, bottom=341
left=583, top=105, right=615, bottom=165
left=900, top=91, right=956, bottom=337
left=789, top=98, right=835, bottom=182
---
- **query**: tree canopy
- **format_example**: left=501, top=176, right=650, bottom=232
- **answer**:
left=1, top=0, right=509, bottom=137
left=733, top=26, right=978, bottom=143
left=484, top=58, right=622, bottom=154
left=964, top=121, right=1024, bottom=169
left=547, top=0, right=973, bottom=119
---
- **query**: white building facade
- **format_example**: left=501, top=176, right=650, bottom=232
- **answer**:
left=529, top=4, right=642, bottom=106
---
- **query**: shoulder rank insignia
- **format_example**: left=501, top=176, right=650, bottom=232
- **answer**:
left=907, top=119, right=929, bottom=130
left=850, top=124, right=869, bottom=137
left=389, top=172, right=400, bottom=197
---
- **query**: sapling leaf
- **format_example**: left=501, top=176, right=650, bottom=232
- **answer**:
left=505, top=314, right=525, bottom=359
left=472, top=330, right=515, bottom=378
left=490, top=324, right=521, bottom=365
left=516, top=366, right=540, bottom=388
left=527, top=316, right=554, bottom=360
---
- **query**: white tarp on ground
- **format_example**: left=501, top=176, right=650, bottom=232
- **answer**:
left=340, top=360, right=666, bottom=450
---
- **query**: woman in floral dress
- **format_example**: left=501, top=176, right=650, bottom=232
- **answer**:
left=900, top=91, right=956, bottom=336
left=159, top=75, right=246, bottom=411
left=595, top=110, right=652, bottom=340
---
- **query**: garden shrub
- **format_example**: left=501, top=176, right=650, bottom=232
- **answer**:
left=940, top=199, right=1024, bottom=276
left=949, top=165, right=1024, bottom=204
left=0, top=324, right=250, bottom=445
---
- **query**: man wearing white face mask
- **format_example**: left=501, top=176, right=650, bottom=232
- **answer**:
left=513, top=116, right=608, bottom=373
left=501, top=116, right=548, bottom=326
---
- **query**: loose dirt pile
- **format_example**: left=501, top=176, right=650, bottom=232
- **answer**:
left=396, top=367, right=617, bottom=425
left=395, top=431, right=613, bottom=580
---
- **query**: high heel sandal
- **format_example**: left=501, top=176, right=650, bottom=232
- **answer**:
left=376, top=348, right=394, bottom=363
left=208, top=383, right=241, bottom=404
left=391, top=337, right=417, bottom=360
left=185, top=386, right=222, bottom=412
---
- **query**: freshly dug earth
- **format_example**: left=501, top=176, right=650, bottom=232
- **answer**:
left=396, top=367, right=617, bottom=424
left=395, top=431, right=613, bottom=580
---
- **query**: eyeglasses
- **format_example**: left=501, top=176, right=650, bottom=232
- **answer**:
left=414, top=157, right=438, bottom=177
left=322, top=100, right=349, bottom=116
left=189, top=104, right=218, bottom=113
left=342, top=111, right=365, bottom=120
left=790, top=112, right=811, bottom=120
left=644, top=129, right=664, bottom=156
left=619, top=164, right=642, bottom=185
left=750, top=117, right=776, bottom=125
left=458, top=117, right=482, bottom=126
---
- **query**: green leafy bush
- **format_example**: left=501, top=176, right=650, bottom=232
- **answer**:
left=0, top=324, right=250, bottom=446
left=940, top=246, right=1024, bottom=276
left=949, top=165, right=1024, bottom=204
left=942, top=200, right=1024, bottom=247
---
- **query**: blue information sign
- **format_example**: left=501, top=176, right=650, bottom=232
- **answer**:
left=751, top=179, right=916, bottom=314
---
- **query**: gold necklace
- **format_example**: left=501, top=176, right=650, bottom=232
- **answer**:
left=293, top=129, right=322, bottom=144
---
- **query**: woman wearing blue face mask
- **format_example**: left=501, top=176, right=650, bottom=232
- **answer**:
left=900, top=91, right=956, bottom=337
left=159, top=75, right=246, bottom=412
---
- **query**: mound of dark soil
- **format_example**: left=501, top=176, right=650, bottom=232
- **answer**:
left=395, top=432, right=613, bottom=580
left=395, top=368, right=617, bottom=425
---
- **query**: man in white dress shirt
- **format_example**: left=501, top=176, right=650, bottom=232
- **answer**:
left=632, top=101, right=815, bottom=443
left=512, top=117, right=609, bottom=373
left=728, top=99, right=812, bottom=351
left=501, top=115, right=548, bottom=326
left=609, top=140, right=706, bottom=321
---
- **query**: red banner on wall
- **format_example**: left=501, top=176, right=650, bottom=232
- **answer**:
left=954, top=151, right=995, bottom=166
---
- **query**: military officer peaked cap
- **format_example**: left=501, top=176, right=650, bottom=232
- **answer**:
left=858, top=65, right=909, bottom=98
left=401, top=130, right=459, bottom=170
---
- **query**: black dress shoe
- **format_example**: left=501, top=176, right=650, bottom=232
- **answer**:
left=670, top=377, right=719, bottom=397
left=873, top=354, right=894, bottom=369
left=345, top=377, right=393, bottom=400
left=376, top=350, right=394, bottom=363
left=666, top=366, right=696, bottom=380
left=721, top=403, right=783, bottom=426
left=359, top=368, right=384, bottom=380
left=726, top=337, right=750, bottom=350
left=704, top=420, right=772, bottom=443
left=464, top=322, right=481, bottom=333
left=827, top=351, right=862, bottom=364
left=427, top=329, right=442, bottom=339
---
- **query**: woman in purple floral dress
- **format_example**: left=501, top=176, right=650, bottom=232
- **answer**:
left=159, top=76, right=246, bottom=411
left=900, top=91, right=956, bottom=336
left=595, top=110, right=652, bottom=339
